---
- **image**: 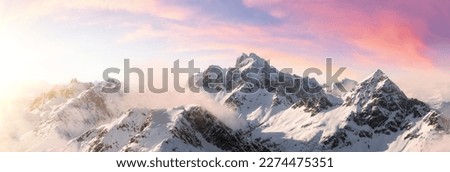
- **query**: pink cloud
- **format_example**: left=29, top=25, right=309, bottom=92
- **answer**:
left=243, top=0, right=437, bottom=69
left=349, top=14, right=433, bottom=69
left=118, top=19, right=312, bottom=54
left=7, top=0, right=443, bottom=78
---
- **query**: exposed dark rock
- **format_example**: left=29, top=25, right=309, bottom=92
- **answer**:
left=180, top=107, right=270, bottom=152
left=322, top=130, right=352, bottom=149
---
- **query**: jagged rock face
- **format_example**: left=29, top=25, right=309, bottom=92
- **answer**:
left=74, top=108, right=155, bottom=152
left=427, top=102, right=450, bottom=132
left=291, top=95, right=333, bottom=116
left=319, top=70, right=438, bottom=150
left=175, top=107, right=269, bottom=151
left=346, top=71, right=429, bottom=131
left=73, top=106, right=269, bottom=152
left=321, top=129, right=352, bottom=150
left=31, top=81, right=127, bottom=140
left=423, top=111, right=447, bottom=131
left=195, top=53, right=337, bottom=119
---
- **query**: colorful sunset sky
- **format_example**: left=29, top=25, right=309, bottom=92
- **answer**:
left=0, top=0, right=449, bottom=101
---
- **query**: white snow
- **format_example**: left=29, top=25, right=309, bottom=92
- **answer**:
left=11, top=54, right=450, bottom=152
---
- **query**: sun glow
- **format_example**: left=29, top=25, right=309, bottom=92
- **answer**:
left=0, top=28, right=34, bottom=100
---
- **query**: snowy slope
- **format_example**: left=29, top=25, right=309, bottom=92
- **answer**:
left=21, top=53, right=449, bottom=152
left=193, top=55, right=447, bottom=152
left=233, top=69, right=447, bottom=151
left=70, top=106, right=269, bottom=152
left=22, top=80, right=134, bottom=151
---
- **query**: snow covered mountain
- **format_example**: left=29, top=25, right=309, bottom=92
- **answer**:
left=22, top=80, right=133, bottom=151
left=22, top=53, right=449, bottom=152
left=193, top=53, right=341, bottom=123
left=70, top=106, right=269, bottom=152
left=194, top=54, right=448, bottom=151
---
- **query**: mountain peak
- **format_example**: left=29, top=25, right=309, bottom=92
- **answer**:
left=70, top=78, right=79, bottom=84
left=235, top=53, right=269, bottom=69
left=344, top=69, right=406, bottom=107
left=359, top=69, right=390, bottom=87
left=372, top=69, right=386, bottom=78
left=363, top=69, right=387, bottom=81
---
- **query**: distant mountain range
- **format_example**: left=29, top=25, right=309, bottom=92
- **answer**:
left=25, top=53, right=449, bottom=151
